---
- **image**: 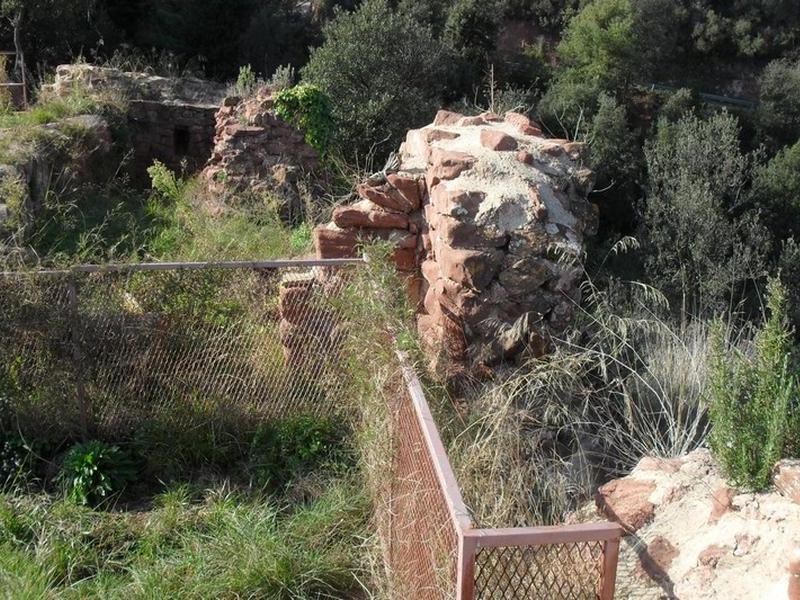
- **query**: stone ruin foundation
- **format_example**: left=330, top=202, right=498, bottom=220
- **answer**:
left=313, top=109, right=598, bottom=375
left=50, top=65, right=228, bottom=179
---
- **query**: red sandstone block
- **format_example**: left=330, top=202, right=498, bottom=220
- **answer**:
left=480, top=129, right=518, bottom=151
left=332, top=200, right=409, bottom=229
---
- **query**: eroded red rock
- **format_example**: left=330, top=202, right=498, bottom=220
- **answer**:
left=595, top=478, right=657, bottom=533
left=433, top=110, right=464, bottom=126
left=774, top=460, right=800, bottom=504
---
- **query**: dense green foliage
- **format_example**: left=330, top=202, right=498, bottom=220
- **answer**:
left=303, top=0, right=454, bottom=159
left=59, top=442, right=136, bottom=506
left=708, top=280, right=797, bottom=490
left=643, top=112, right=767, bottom=308
left=274, top=84, right=334, bottom=154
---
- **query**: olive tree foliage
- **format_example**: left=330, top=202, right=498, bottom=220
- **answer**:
left=756, top=58, right=800, bottom=148
left=751, top=141, right=800, bottom=243
left=302, top=0, right=455, bottom=161
left=644, top=112, right=769, bottom=310
left=443, top=0, right=500, bottom=65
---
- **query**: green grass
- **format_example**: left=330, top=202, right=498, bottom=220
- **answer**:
left=0, top=86, right=124, bottom=130
left=144, top=172, right=314, bottom=262
left=0, top=478, right=368, bottom=599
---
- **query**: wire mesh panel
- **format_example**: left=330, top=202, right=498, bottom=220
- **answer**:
left=474, top=541, right=606, bottom=599
left=379, top=363, right=474, bottom=600
left=387, top=387, right=459, bottom=598
left=0, top=262, right=359, bottom=441
left=0, top=273, right=80, bottom=440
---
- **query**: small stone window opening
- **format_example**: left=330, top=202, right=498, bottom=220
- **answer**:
left=173, top=126, right=190, bottom=157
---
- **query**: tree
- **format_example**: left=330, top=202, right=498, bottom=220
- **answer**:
left=584, top=93, right=640, bottom=233
left=443, top=0, right=500, bottom=66
left=556, top=0, right=638, bottom=90
left=757, top=58, right=800, bottom=148
left=537, top=0, right=638, bottom=135
left=302, top=0, right=455, bottom=161
left=1, top=0, right=25, bottom=78
left=751, top=140, right=800, bottom=243
left=644, top=112, right=769, bottom=309
left=630, top=0, right=687, bottom=79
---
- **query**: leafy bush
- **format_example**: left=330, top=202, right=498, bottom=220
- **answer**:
left=302, top=0, right=455, bottom=160
left=266, top=64, right=296, bottom=90
left=708, top=279, right=796, bottom=490
left=751, top=140, right=800, bottom=243
left=757, top=58, right=800, bottom=147
left=147, top=160, right=189, bottom=206
left=556, top=0, right=637, bottom=89
left=443, top=0, right=501, bottom=66
left=59, top=441, right=135, bottom=506
left=274, top=84, right=334, bottom=155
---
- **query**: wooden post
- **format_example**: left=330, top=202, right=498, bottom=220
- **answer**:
left=67, top=276, right=89, bottom=441
left=599, top=537, right=621, bottom=600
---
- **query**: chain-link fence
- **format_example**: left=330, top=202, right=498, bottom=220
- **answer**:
left=0, top=260, right=360, bottom=442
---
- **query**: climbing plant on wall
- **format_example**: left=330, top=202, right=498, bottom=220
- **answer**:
left=274, top=84, right=334, bottom=155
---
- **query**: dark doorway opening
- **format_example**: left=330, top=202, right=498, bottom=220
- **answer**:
left=173, top=126, right=190, bottom=157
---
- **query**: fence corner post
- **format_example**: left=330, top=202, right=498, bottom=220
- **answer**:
left=457, top=530, right=478, bottom=600
left=599, top=535, right=621, bottom=600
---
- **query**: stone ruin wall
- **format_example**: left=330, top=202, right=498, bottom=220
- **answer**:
left=38, top=64, right=600, bottom=373
left=314, top=109, right=598, bottom=374
left=50, top=65, right=228, bottom=179
left=202, top=87, right=320, bottom=223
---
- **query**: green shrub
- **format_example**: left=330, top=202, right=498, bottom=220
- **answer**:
left=708, top=279, right=796, bottom=490
left=643, top=111, right=769, bottom=309
left=233, top=64, right=258, bottom=97
left=59, top=441, right=136, bottom=506
left=147, top=160, right=188, bottom=206
left=274, top=84, right=334, bottom=155
left=757, top=58, right=800, bottom=147
left=302, top=0, right=455, bottom=160
left=266, top=64, right=295, bottom=91
left=443, top=0, right=500, bottom=66
left=751, top=140, right=800, bottom=243
left=556, top=0, right=637, bottom=89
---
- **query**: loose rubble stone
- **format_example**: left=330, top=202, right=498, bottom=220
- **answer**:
left=333, top=200, right=410, bottom=230
left=480, top=129, right=518, bottom=151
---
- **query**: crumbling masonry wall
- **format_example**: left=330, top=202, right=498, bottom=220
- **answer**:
left=314, top=110, right=598, bottom=372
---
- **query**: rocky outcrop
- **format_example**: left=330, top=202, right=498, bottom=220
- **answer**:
left=592, top=450, right=800, bottom=599
left=202, top=88, right=319, bottom=224
left=314, top=109, right=597, bottom=372
left=50, top=65, right=227, bottom=179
